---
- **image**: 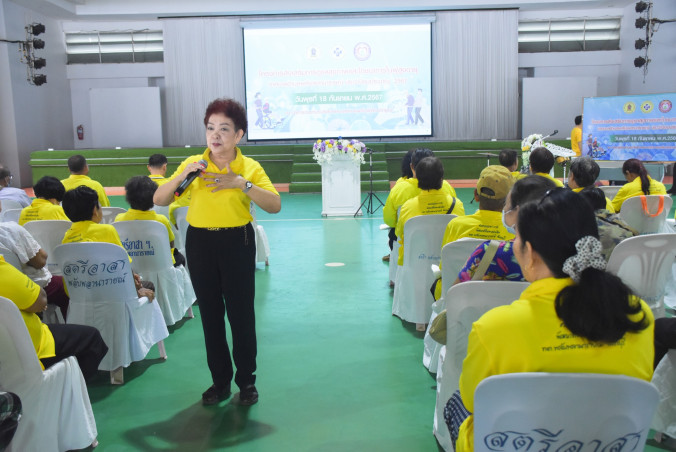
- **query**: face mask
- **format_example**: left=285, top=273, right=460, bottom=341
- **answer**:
left=502, top=209, right=516, bottom=235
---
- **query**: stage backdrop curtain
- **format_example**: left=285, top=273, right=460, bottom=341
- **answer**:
left=162, top=17, right=245, bottom=146
left=162, top=10, right=518, bottom=144
left=433, top=10, right=519, bottom=140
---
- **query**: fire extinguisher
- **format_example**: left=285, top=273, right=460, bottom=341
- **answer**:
left=77, top=124, right=84, bottom=140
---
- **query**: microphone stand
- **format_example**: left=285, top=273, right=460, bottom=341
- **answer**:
left=355, top=147, right=384, bottom=217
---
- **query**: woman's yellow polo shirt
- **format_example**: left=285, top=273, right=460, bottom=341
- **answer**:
left=170, top=148, right=278, bottom=228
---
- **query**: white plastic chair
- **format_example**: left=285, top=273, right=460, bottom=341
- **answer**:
left=174, top=206, right=189, bottom=257
left=619, top=195, right=673, bottom=234
left=0, top=208, right=22, bottom=223
left=473, top=373, right=659, bottom=452
left=433, top=280, right=529, bottom=451
left=53, top=242, right=169, bottom=384
left=250, top=202, right=270, bottom=266
left=392, top=214, right=455, bottom=326
left=0, top=199, right=23, bottom=211
left=652, top=350, right=676, bottom=440
left=100, top=206, right=127, bottom=225
left=424, top=238, right=484, bottom=373
left=599, top=185, right=621, bottom=200
left=606, top=233, right=676, bottom=318
left=0, top=245, right=22, bottom=270
left=152, top=204, right=170, bottom=221
left=0, top=296, right=97, bottom=452
left=113, top=220, right=195, bottom=326
left=22, top=220, right=72, bottom=276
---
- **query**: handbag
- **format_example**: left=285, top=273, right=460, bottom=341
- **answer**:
left=429, top=240, right=501, bottom=344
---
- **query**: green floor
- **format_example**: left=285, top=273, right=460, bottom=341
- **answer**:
left=87, top=190, right=671, bottom=451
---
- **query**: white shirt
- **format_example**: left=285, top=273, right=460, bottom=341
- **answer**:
left=0, top=222, right=51, bottom=287
left=0, top=187, right=32, bottom=208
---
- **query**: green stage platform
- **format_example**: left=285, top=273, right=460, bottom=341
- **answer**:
left=29, top=140, right=572, bottom=192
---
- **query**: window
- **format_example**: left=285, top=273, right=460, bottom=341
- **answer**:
left=518, top=18, right=620, bottom=53
left=66, top=30, right=163, bottom=64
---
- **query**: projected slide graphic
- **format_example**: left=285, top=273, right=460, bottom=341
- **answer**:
left=243, top=22, right=432, bottom=140
left=583, top=93, right=676, bottom=161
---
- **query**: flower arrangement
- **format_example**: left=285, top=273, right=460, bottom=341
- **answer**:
left=312, top=138, right=366, bottom=165
left=520, top=133, right=544, bottom=173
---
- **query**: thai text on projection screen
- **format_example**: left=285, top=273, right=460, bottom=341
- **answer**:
left=583, top=93, right=676, bottom=161
left=242, top=20, right=433, bottom=140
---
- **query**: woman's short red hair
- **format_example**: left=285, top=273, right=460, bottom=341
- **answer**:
left=203, top=98, right=248, bottom=134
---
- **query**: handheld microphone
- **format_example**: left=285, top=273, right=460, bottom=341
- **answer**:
left=175, top=159, right=207, bottom=197
left=541, top=130, right=559, bottom=141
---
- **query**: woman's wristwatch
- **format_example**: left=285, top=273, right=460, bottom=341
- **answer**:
left=243, top=180, right=253, bottom=193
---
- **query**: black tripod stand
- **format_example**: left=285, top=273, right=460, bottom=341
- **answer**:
left=355, top=147, right=385, bottom=217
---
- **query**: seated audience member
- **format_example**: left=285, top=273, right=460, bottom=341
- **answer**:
left=0, top=256, right=108, bottom=380
left=498, top=149, right=520, bottom=178
left=115, top=176, right=185, bottom=267
left=61, top=186, right=155, bottom=301
left=0, top=219, right=69, bottom=320
left=0, top=391, right=21, bottom=450
left=611, top=158, right=667, bottom=212
left=528, top=146, right=564, bottom=187
left=568, top=156, right=614, bottom=212
left=383, top=148, right=459, bottom=261
left=442, top=166, right=515, bottom=246
left=61, top=154, right=110, bottom=207
left=578, top=186, right=637, bottom=261
left=147, top=154, right=169, bottom=186
left=0, top=168, right=31, bottom=208
left=382, top=150, right=414, bottom=261
left=446, top=188, right=654, bottom=451
left=434, top=166, right=515, bottom=298
left=19, top=176, right=69, bottom=225
left=395, top=157, right=464, bottom=265
left=455, top=175, right=558, bottom=284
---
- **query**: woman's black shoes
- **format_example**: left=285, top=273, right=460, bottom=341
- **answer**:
left=202, top=384, right=231, bottom=405
left=239, top=385, right=259, bottom=406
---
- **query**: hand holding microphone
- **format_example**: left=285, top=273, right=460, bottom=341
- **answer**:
left=175, top=159, right=207, bottom=197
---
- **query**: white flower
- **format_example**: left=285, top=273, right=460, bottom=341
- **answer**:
left=312, top=138, right=366, bottom=165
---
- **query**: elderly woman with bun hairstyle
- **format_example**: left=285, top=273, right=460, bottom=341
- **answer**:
left=446, top=188, right=654, bottom=451
left=611, top=158, right=666, bottom=212
left=154, top=98, right=280, bottom=407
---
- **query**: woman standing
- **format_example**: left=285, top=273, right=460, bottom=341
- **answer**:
left=154, top=98, right=280, bottom=406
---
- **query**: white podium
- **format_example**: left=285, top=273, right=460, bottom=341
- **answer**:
left=321, top=156, right=362, bottom=216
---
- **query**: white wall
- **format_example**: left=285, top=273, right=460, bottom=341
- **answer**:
left=67, top=63, right=164, bottom=149
left=618, top=1, right=676, bottom=95
left=1, top=0, right=73, bottom=187
left=522, top=76, right=597, bottom=139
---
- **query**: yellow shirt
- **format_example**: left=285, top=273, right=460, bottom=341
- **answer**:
left=611, top=176, right=667, bottom=212
left=395, top=189, right=464, bottom=265
left=456, top=277, right=654, bottom=452
left=0, top=257, right=55, bottom=363
left=571, top=126, right=582, bottom=156
left=62, top=221, right=131, bottom=262
left=510, top=171, right=521, bottom=179
left=571, top=186, right=615, bottom=213
left=442, top=209, right=515, bottom=247
left=148, top=174, right=169, bottom=186
left=170, top=148, right=278, bottom=228
left=19, top=198, right=69, bottom=225
left=383, top=177, right=458, bottom=228
left=115, top=209, right=176, bottom=264
left=61, top=174, right=111, bottom=207
left=533, top=172, right=564, bottom=188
